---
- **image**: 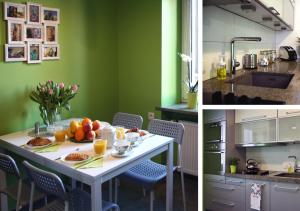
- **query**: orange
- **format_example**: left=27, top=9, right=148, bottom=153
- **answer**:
left=82, top=117, right=92, bottom=126
left=70, top=120, right=79, bottom=133
left=75, top=127, right=85, bottom=141
left=66, top=128, right=74, bottom=138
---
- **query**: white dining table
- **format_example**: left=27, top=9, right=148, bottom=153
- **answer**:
left=0, top=121, right=174, bottom=211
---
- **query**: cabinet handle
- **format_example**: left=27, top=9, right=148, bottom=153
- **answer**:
left=250, top=183, right=265, bottom=186
left=213, top=186, right=235, bottom=191
left=241, top=115, right=267, bottom=121
left=285, top=111, right=300, bottom=115
left=269, top=7, right=280, bottom=16
left=212, top=199, right=235, bottom=207
left=227, top=180, right=244, bottom=184
left=274, top=185, right=299, bottom=192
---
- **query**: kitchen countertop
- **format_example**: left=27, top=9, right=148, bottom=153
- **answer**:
left=225, top=172, right=300, bottom=184
left=203, top=60, right=300, bottom=104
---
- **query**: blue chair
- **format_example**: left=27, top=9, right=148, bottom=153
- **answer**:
left=112, top=112, right=143, bottom=129
left=0, top=153, right=45, bottom=211
left=23, top=161, right=119, bottom=211
left=117, top=119, right=186, bottom=211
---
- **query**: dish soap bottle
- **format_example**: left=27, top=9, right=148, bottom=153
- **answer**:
left=217, top=55, right=227, bottom=80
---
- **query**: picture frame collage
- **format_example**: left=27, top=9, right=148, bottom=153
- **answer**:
left=4, top=2, right=60, bottom=63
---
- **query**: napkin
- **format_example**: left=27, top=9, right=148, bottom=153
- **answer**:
left=33, top=144, right=60, bottom=153
left=74, top=156, right=103, bottom=169
left=250, top=183, right=262, bottom=211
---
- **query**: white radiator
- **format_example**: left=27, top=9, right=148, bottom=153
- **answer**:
left=178, top=121, right=198, bottom=176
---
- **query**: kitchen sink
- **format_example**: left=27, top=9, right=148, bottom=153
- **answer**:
left=274, top=172, right=300, bottom=178
left=228, top=72, right=294, bottom=89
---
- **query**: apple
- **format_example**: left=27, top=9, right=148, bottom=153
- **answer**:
left=83, top=122, right=93, bottom=133
left=86, top=130, right=96, bottom=140
left=95, top=129, right=101, bottom=138
left=93, top=120, right=101, bottom=131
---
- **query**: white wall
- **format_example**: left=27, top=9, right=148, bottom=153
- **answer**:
left=203, top=6, right=276, bottom=80
left=276, top=0, right=299, bottom=56
left=246, top=144, right=300, bottom=171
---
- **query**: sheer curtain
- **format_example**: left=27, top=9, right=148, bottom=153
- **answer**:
left=181, top=0, right=198, bottom=101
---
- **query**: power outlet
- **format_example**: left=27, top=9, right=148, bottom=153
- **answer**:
left=148, top=112, right=155, bottom=120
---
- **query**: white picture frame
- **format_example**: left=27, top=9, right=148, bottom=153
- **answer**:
left=42, top=7, right=60, bottom=24
left=27, top=42, right=42, bottom=64
left=25, top=24, right=43, bottom=42
left=44, top=24, right=58, bottom=44
left=4, top=2, right=26, bottom=21
left=5, top=44, right=27, bottom=62
left=7, top=20, right=25, bottom=44
left=42, top=44, right=60, bottom=60
left=27, top=2, right=41, bottom=24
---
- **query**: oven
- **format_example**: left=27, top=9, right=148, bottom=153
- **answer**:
left=203, top=120, right=226, bottom=175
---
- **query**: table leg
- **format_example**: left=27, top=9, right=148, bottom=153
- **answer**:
left=0, top=169, right=8, bottom=211
left=71, top=179, right=77, bottom=189
left=109, top=179, right=113, bottom=202
left=91, top=179, right=102, bottom=211
left=166, top=141, right=174, bottom=211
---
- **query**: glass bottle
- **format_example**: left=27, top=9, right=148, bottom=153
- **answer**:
left=217, top=55, right=227, bottom=80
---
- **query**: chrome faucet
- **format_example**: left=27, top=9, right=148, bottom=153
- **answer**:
left=231, top=37, right=262, bottom=77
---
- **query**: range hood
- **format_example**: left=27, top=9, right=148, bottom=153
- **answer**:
left=235, top=142, right=287, bottom=147
left=204, top=0, right=292, bottom=31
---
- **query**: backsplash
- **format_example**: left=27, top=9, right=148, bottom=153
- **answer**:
left=203, top=6, right=276, bottom=80
left=246, top=144, right=300, bottom=171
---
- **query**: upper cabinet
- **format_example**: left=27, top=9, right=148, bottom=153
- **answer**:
left=203, top=0, right=294, bottom=31
left=235, top=110, right=277, bottom=123
left=278, top=110, right=300, bottom=118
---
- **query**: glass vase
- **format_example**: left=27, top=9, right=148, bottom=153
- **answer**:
left=40, top=108, right=61, bottom=126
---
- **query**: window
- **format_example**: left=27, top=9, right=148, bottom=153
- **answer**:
left=181, top=0, right=198, bottom=101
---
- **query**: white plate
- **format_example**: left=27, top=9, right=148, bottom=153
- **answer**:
left=60, top=153, right=91, bottom=164
left=111, top=150, right=132, bottom=158
left=24, top=141, right=53, bottom=149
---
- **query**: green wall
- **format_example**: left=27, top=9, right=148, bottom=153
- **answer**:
left=117, top=0, right=162, bottom=127
left=0, top=0, right=118, bottom=135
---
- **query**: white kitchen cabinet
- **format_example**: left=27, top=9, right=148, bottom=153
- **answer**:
left=235, top=110, right=277, bottom=123
left=278, top=109, right=300, bottom=118
left=270, top=182, right=300, bottom=211
left=246, top=180, right=270, bottom=211
left=260, top=0, right=283, bottom=18
left=235, top=119, right=276, bottom=145
left=278, top=115, right=300, bottom=142
left=282, top=0, right=294, bottom=29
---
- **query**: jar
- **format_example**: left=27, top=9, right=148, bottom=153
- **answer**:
left=100, top=126, right=116, bottom=148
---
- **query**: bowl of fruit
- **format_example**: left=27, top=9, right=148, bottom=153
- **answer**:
left=67, top=118, right=109, bottom=143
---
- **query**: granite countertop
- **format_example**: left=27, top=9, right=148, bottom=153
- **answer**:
left=225, top=172, right=300, bottom=184
left=203, top=60, right=300, bottom=104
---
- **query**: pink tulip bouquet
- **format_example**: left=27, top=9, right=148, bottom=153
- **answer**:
left=30, top=80, right=79, bottom=125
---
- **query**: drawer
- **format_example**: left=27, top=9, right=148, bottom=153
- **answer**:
left=208, top=182, right=246, bottom=203
left=226, top=177, right=245, bottom=186
left=206, top=197, right=245, bottom=211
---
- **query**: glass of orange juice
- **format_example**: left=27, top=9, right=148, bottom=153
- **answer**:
left=94, top=139, right=107, bottom=155
left=55, top=129, right=66, bottom=143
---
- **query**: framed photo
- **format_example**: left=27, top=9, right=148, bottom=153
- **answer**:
left=25, top=24, right=43, bottom=42
left=42, top=44, right=60, bottom=60
left=44, top=24, right=58, bottom=44
left=27, top=43, right=42, bottom=63
left=7, top=20, right=24, bottom=44
left=5, top=44, right=27, bottom=62
left=42, top=7, right=60, bottom=24
left=27, top=2, right=41, bottom=24
left=4, top=2, right=26, bottom=21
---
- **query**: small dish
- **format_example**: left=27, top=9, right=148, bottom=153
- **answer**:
left=126, top=132, right=140, bottom=144
left=60, top=153, right=91, bottom=165
left=111, top=150, right=132, bottom=158
left=25, top=140, right=53, bottom=149
left=113, top=141, right=131, bottom=154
